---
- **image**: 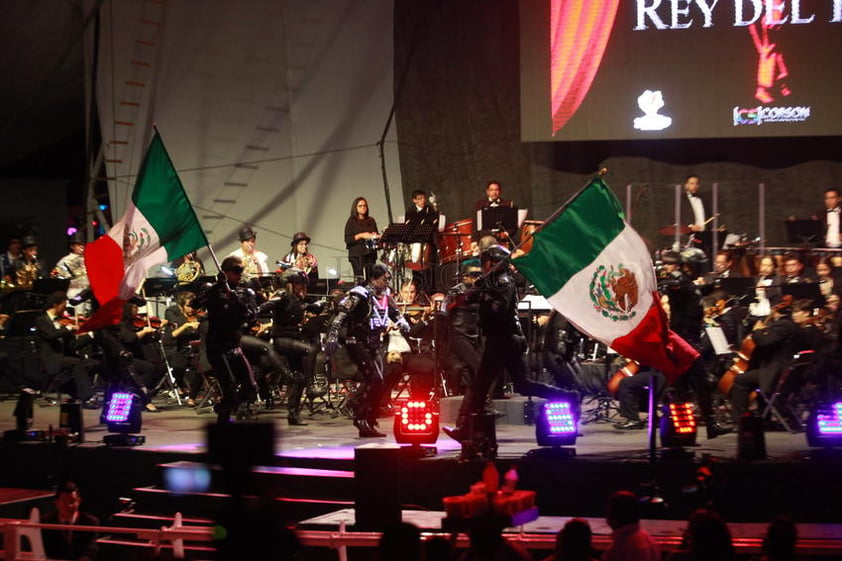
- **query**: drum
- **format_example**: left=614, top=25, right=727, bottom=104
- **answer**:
left=437, top=219, right=473, bottom=264
left=519, top=220, right=544, bottom=254
left=404, top=242, right=432, bottom=271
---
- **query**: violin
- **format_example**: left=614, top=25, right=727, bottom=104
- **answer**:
left=132, top=315, right=163, bottom=330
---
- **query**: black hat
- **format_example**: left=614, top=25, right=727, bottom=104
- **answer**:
left=661, top=250, right=681, bottom=264
left=68, top=232, right=85, bottom=246
left=238, top=226, right=256, bottom=242
left=371, top=263, right=391, bottom=280
left=282, top=268, right=309, bottom=285
left=20, top=235, right=38, bottom=249
left=290, top=232, right=311, bottom=247
left=481, top=244, right=510, bottom=264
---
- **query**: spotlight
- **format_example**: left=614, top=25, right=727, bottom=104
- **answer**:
left=102, top=392, right=145, bottom=446
left=806, top=402, right=842, bottom=448
left=394, top=399, right=439, bottom=452
left=535, top=401, right=578, bottom=447
left=660, top=402, right=697, bottom=448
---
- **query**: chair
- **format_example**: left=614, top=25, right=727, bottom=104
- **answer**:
left=188, top=340, right=222, bottom=415
left=757, top=351, right=812, bottom=433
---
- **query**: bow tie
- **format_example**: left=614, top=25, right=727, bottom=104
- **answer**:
left=687, top=193, right=698, bottom=199
left=828, top=208, right=839, bottom=213
left=489, top=199, right=500, bottom=205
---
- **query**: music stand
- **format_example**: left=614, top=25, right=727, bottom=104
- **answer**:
left=31, top=278, right=70, bottom=295
left=785, top=219, right=822, bottom=246
left=716, top=277, right=755, bottom=300
left=478, top=206, right=518, bottom=235
left=143, top=277, right=177, bottom=297
left=781, top=282, right=824, bottom=308
left=380, top=223, right=413, bottom=246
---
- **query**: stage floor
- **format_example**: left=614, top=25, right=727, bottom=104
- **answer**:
left=0, top=391, right=819, bottom=461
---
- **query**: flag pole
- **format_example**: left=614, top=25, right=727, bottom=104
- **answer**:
left=509, top=168, right=609, bottom=259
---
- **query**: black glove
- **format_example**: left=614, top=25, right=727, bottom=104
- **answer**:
left=324, top=332, right=339, bottom=356
left=513, top=334, right=528, bottom=354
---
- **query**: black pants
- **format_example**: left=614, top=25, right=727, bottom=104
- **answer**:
left=273, top=336, right=318, bottom=415
left=617, top=370, right=666, bottom=421
left=164, top=347, right=201, bottom=398
left=447, top=333, right=481, bottom=392
left=731, top=366, right=781, bottom=421
left=344, top=343, right=385, bottom=424
left=207, top=346, right=257, bottom=420
left=51, top=356, right=95, bottom=402
left=349, top=253, right=376, bottom=283
left=457, top=333, right=577, bottom=426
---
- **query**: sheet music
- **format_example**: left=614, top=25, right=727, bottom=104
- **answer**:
left=705, top=325, right=732, bottom=356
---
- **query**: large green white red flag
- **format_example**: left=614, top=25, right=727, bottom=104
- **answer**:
left=512, top=178, right=697, bottom=382
left=80, top=132, right=208, bottom=333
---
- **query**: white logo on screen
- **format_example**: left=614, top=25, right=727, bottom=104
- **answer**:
left=633, top=90, right=672, bottom=131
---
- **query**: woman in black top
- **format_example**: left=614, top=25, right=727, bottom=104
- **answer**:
left=344, top=196, right=379, bottom=283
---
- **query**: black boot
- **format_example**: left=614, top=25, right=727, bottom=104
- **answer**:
left=354, top=418, right=385, bottom=437
left=705, top=418, right=732, bottom=439
left=288, top=404, right=309, bottom=426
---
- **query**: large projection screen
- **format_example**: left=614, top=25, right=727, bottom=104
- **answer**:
left=521, top=1, right=842, bottom=142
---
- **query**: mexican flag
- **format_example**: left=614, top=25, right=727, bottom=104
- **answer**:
left=512, top=178, right=697, bottom=382
left=79, top=132, right=208, bottom=333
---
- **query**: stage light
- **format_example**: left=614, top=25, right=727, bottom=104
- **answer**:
left=394, top=399, right=439, bottom=446
left=660, top=402, right=697, bottom=448
left=102, top=392, right=145, bottom=446
left=806, top=402, right=842, bottom=448
left=535, top=401, right=578, bottom=447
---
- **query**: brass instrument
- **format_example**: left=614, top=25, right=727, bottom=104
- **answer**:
left=176, top=261, right=202, bottom=283
left=241, top=253, right=259, bottom=280
left=14, top=262, right=40, bottom=291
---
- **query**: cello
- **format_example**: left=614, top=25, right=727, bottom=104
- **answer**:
left=606, top=358, right=639, bottom=398
left=716, top=294, right=792, bottom=396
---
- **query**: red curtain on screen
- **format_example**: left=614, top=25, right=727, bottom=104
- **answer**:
left=550, top=0, right=620, bottom=135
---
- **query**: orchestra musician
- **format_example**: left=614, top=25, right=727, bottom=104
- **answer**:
left=815, top=187, right=842, bottom=249
left=33, top=291, right=96, bottom=404
left=162, top=291, right=202, bottom=406
left=9, top=235, right=45, bottom=292
left=116, top=301, right=167, bottom=411
left=473, top=181, right=515, bottom=211
left=381, top=279, right=435, bottom=412
left=228, top=226, right=269, bottom=281
left=404, top=190, right=439, bottom=292
left=681, top=174, right=714, bottom=258
left=192, top=256, right=259, bottom=424
left=344, top=196, right=379, bottom=283
left=52, top=232, right=89, bottom=307
left=782, top=253, right=812, bottom=284
left=729, top=297, right=805, bottom=423
left=324, top=263, right=410, bottom=437
left=279, top=232, right=319, bottom=281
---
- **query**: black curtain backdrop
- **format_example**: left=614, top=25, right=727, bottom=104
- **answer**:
left=393, top=0, right=842, bottom=249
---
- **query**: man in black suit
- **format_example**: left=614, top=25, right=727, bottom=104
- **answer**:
left=681, top=174, right=714, bottom=259
left=404, top=190, right=440, bottom=291
left=34, top=291, right=95, bottom=402
left=473, top=180, right=515, bottom=212
left=814, top=187, right=842, bottom=249
left=729, top=297, right=802, bottom=422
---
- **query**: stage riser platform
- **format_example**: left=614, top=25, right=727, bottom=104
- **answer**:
left=2, top=441, right=842, bottom=525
